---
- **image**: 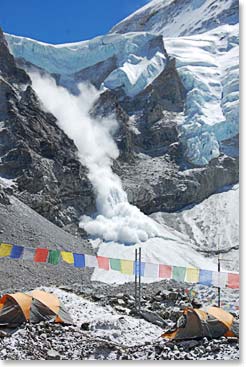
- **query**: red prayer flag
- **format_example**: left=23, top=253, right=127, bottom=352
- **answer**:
left=96, top=256, right=109, bottom=270
left=159, top=264, right=172, bottom=279
left=34, top=248, right=49, bottom=263
left=227, top=273, right=239, bottom=289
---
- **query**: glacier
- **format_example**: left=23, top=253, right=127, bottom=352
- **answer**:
left=165, top=24, right=239, bottom=165
left=168, top=25, right=238, bottom=164
left=5, top=22, right=239, bottom=165
left=110, top=0, right=239, bottom=165
left=5, top=31, right=167, bottom=98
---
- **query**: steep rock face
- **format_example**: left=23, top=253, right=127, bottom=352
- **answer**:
left=88, top=46, right=238, bottom=215
left=115, top=153, right=238, bottom=215
left=0, top=28, right=30, bottom=86
left=0, top=28, right=95, bottom=229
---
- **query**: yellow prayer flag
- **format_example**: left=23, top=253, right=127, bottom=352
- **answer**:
left=120, top=259, right=134, bottom=275
left=0, top=243, right=12, bottom=257
left=61, top=251, right=74, bottom=264
left=185, top=267, right=199, bottom=283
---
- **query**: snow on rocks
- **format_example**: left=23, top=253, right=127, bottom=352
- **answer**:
left=0, top=285, right=239, bottom=360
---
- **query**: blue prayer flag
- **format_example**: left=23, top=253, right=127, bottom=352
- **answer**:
left=73, top=253, right=85, bottom=268
left=199, top=269, right=212, bottom=286
left=134, top=261, right=145, bottom=276
left=10, top=245, right=24, bottom=259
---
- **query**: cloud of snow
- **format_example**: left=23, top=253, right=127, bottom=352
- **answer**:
left=30, top=72, right=163, bottom=245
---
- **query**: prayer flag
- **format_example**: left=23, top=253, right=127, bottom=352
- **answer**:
left=0, top=243, right=12, bottom=257
left=120, top=259, right=134, bottom=275
left=73, top=253, right=85, bottom=268
left=172, top=266, right=186, bottom=282
left=10, top=245, right=23, bottom=259
left=34, top=248, right=48, bottom=263
left=212, top=271, right=227, bottom=288
left=61, top=251, right=74, bottom=264
left=22, top=247, right=35, bottom=261
left=227, top=273, right=239, bottom=289
left=48, top=250, right=60, bottom=265
left=185, top=268, right=199, bottom=283
left=110, top=258, right=121, bottom=271
left=159, top=264, right=172, bottom=279
left=85, top=254, right=97, bottom=268
left=134, top=260, right=145, bottom=276
left=97, top=256, right=109, bottom=270
left=144, top=262, right=159, bottom=278
left=199, top=269, right=212, bottom=286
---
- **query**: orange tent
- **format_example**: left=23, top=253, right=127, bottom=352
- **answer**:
left=0, top=290, right=72, bottom=334
left=162, top=306, right=236, bottom=340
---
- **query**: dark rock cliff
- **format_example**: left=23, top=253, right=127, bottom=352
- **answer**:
left=0, top=28, right=96, bottom=231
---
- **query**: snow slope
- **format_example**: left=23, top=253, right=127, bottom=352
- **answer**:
left=111, top=0, right=238, bottom=37
left=151, top=184, right=239, bottom=271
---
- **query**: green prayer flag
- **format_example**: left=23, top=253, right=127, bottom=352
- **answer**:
left=172, top=266, right=186, bottom=281
left=48, top=249, right=60, bottom=265
left=110, top=258, right=121, bottom=271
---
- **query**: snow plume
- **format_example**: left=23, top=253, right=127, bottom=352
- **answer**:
left=30, top=73, right=163, bottom=245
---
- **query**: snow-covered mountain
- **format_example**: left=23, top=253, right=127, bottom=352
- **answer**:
left=5, top=0, right=239, bottom=166
left=111, top=0, right=238, bottom=37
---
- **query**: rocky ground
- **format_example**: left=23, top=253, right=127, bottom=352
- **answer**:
left=0, top=281, right=239, bottom=360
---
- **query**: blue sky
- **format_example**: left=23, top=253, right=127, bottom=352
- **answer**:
left=0, top=0, right=149, bottom=44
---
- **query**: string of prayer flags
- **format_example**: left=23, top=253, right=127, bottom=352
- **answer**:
left=1, top=242, right=240, bottom=289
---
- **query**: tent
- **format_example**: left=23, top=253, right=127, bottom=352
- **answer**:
left=0, top=290, right=73, bottom=334
left=162, top=306, right=237, bottom=340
